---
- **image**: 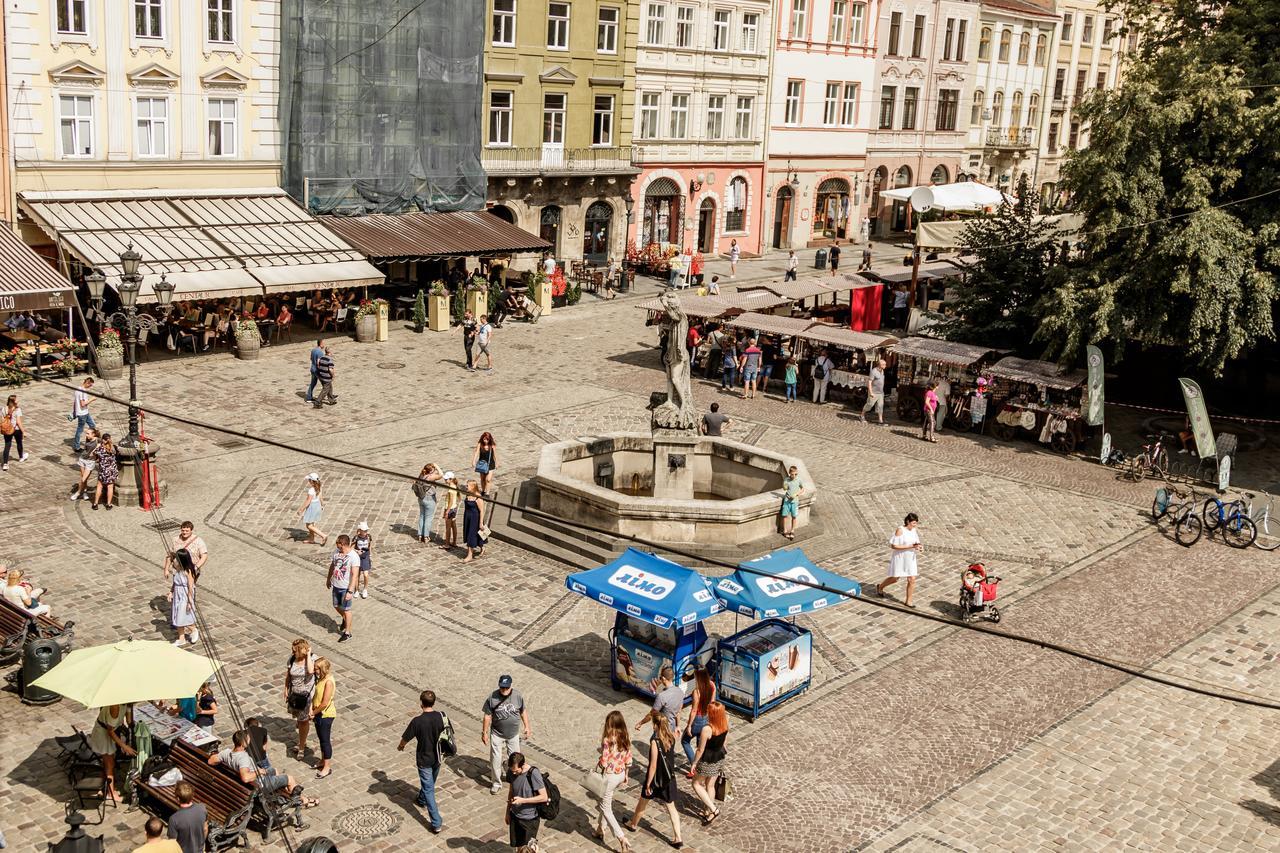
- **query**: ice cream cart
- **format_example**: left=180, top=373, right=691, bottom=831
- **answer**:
left=566, top=548, right=724, bottom=702
left=712, top=549, right=860, bottom=719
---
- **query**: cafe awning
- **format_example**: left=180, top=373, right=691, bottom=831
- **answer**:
left=319, top=210, right=550, bottom=261
left=0, top=224, right=74, bottom=312
left=18, top=187, right=383, bottom=303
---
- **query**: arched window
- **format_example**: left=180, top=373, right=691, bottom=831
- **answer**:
left=1018, top=31, right=1031, bottom=63
left=970, top=90, right=985, bottom=126
left=978, top=27, right=991, bottom=60
left=930, top=165, right=948, bottom=184
left=893, top=166, right=911, bottom=187
left=488, top=205, right=516, bottom=224
left=991, top=91, right=1004, bottom=126
left=1010, top=91, right=1023, bottom=127
left=814, top=177, right=850, bottom=237
left=540, top=205, right=562, bottom=253
left=1027, top=93, right=1040, bottom=130
left=998, top=29, right=1012, bottom=62
left=1034, top=33, right=1047, bottom=66
left=583, top=201, right=613, bottom=262
left=725, top=176, right=748, bottom=232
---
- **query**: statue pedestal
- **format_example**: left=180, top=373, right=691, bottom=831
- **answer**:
left=651, top=430, right=698, bottom=501
left=115, top=442, right=167, bottom=508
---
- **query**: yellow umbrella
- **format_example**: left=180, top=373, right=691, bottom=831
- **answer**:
left=30, top=638, right=222, bottom=708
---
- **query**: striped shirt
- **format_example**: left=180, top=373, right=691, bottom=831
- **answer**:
left=316, top=355, right=334, bottom=382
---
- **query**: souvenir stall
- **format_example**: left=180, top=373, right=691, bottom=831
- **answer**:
left=712, top=549, right=860, bottom=720
left=795, top=324, right=898, bottom=408
left=566, top=548, right=724, bottom=702
left=891, top=337, right=1004, bottom=425
left=985, top=356, right=1089, bottom=453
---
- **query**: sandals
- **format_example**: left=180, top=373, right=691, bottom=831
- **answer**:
left=302, top=797, right=320, bottom=808
left=703, top=809, right=721, bottom=826
left=315, top=769, right=332, bottom=780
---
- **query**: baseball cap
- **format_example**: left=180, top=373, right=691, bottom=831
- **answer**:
left=357, top=521, right=369, bottom=531
left=443, top=471, right=456, bottom=480
left=307, top=472, right=320, bottom=480
left=497, top=675, right=513, bottom=689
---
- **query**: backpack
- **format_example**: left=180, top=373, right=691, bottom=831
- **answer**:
left=0, top=413, right=12, bottom=436
left=436, top=712, right=457, bottom=759
left=815, top=361, right=827, bottom=381
left=532, top=768, right=561, bottom=821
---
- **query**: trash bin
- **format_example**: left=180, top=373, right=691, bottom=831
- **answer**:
left=21, top=637, right=62, bottom=705
left=296, top=838, right=340, bottom=853
left=814, top=249, right=828, bottom=270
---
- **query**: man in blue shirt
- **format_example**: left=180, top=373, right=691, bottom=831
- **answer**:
left=305, top=338, right=325, bottom=403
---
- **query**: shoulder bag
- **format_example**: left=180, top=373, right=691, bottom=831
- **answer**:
left=581, top=766, right=607, bottom=799
left=714, top=772, right=733, bottom=802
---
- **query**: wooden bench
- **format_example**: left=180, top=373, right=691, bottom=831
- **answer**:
left=0, top=601, right=31, bottom=665
left=0, top=596, right=75, bottom=652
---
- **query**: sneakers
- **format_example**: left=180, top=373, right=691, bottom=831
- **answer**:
left=19, top=453, right=28, bottom=462
left=338, top=632, right=351, bottom=643
left=69, top=491, right=81, bottom=501
left=2, top=464, right=7, bottom=471
left=189, top=629, right=200, bottom=644
left=428, top=825, right=442, bottom=835
left=359, top=589, right=368, bottom=599
left=491, top=782, right=502, bottom=794
left=172, top=636, right=187, bottom=646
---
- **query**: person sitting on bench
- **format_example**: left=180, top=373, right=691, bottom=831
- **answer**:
left=208, top=730, right=314, bottom=805
left=4, top=567, right=51, bottom=617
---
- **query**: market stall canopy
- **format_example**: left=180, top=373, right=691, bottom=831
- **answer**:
left=319, top=210, right=550, bottom=261
left=735, top=280, right=833, bottom=301
left=19, top=188, right=383, bottom=302
left=916, top=213, right=1084, bottom=250
left=893, top=336, right=1003, bottom=366
left=30, top=638, right=222, bottom=709
left=566, top=548, right=724, bottom=629
left=798, top=323, right=897, bottom=352
left=725, top=312, right=815, bottom=338
left=868, top=262, right=963, bottom=285
left=880, top=182, right=1014, bottom=212
left=0, top=223, right=74, bottom=312
left=638, top=290, right=789, bottom=319
left=716, top=549, right=860, bottom=619
left=826, top=273, right=881, bottom=293
left=988, top=356, right=1086, bottom=390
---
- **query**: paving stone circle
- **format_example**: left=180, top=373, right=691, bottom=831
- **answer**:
left=331, top=804, right=403, bottom=840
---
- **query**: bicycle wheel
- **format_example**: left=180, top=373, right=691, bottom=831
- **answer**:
left=1222, top=513, right=1257, bottom=549
left=1126, top=455, right=1148, bottom=482
left=1174, top=510, right=1203, bottom=547
left=1253, top=510, right=1280, bottom=551
left=1201, top=499, right=1221, bottom=530
left=1151, top=488, right=1170, bottom=520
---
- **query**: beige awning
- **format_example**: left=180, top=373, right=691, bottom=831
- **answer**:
left=736, top=280, right=832, bottom=301
left=726, top=312, right=815, bottom=337
left=253, top=260, right=385, bottom=294
left=135, top=269, right=263, bottom=302
left=0, top=224, right=74, bottom=311
left=798, top=324, right=898, bottom=352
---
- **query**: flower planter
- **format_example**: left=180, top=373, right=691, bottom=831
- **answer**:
left=96, top=348, right=124, bottom=379
left=355, top=313, right=378, bottom=342
left=552, top=294, right=568, bottom=308
left=428, top=293, right=450, bottom=332
left=235, top=333, right=260, bottom=360
left=465, top=288, right=488, bottom=320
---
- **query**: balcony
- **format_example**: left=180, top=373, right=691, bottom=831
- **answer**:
left=1050, top=97, right=1066, bottom=113
left=482, top=146, right=639, bottom=176
left=984, top=127, right=1035, bottom=149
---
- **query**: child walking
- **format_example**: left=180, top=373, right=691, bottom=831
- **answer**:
left=784, top=357, right=799, bottom=402
left=352, top=521, right=374, bottom=599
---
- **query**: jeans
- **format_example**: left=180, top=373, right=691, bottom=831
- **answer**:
left=489, top=733, right=520, bottom=786
left=417, top=495, right=437, bottom=539
left=785, top=382, right=797, bottom=401
left=681, top=715, right=707, bottom=764
left=72, top=413, right=96, bottom=451
left=2, top=429, right=23, bottom=464
left=306, top=371, right=319, bottom=402
left=784, top=267, right=797, bottom=281
left=314, top=715, right=333, bottom=759
left=597, top=771, right=627, bottom=840
left=415, top=763, right=443, bottom=829
left=704, top=352, right=720, bottom=379
left=464, top=342, right=474, bottom=369
left=668, top=268, right=680, bottom=288
left=721, top=364, right=737, bottom=389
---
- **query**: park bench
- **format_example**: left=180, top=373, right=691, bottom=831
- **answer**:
left=0, top=599, right=30, bottom=664
left=0, top=595, right=75, bottom=652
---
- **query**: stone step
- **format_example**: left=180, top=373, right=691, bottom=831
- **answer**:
left=487, top=487, right=617, bottom=571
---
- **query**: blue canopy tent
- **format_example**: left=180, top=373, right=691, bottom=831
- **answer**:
left=714, top=548, right=861, bottom=618
left=566, top=548, right=723, bottom=699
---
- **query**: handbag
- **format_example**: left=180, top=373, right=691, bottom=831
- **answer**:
left=581, top=767, right=607, bottom=799
left=287, top=691, right=310, bottom=712
left=475, top=459, right=491, bottom=474
left=714, top=772, right=733, bottom=802
left=478, top=524, right=492, bottom=541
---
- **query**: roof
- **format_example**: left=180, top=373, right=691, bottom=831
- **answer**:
left=735, top=279, right=833, bottom=301
left=725, top=312, right=815, bottom=337
left=982, top=0, right=1060, bottom=21
left=798, top=323, right=898, bottom=353
left=565, top=548, right=724, bottom=629
left=0, top=225, right=74, bottom=311
left=319, top=210, right=550, bottom=260
left=638, top=291, right=790, bottom=319
left=988, top=356, right=1087, bottom=390
left=870, top=267, right=959, bottom=284
left=893, top=336, right=1001, bottom=366
left=826, top=274, right=882, bottom=293
left=18, top=187, right=382, bottom=302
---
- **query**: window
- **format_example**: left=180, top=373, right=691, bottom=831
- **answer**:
left=543, top=93, right=566, bottom=143
left=592, top=95, right=614, bottom=145
left=135, top=0, right=163, bottom=38
left=1010, top=90, right=1023, bottom=127
left=492, top=0, right=516, bottom=45
left=1073, top=69, right=1087, bottom=103
left=56, top=0, right=87, bottom=34
left=850, top=3, right=865, bottom=44
left=59, top=94, right=94, bottom=157
left=1027, top=93, right=1040, bottom=129
left=135, top=96, right=168, bottom=157
left=547, top=2, right=569, bottom=49
left=978, top=27, right=990, bottom=60
left=911, top=15, right=925, bottom=57
left=1018, top=31, right=1030, bottom=63
left=1048, top=121, right=1059, bottom=152
left=823, top=82, right=840, bottom=125
left=733, top=96, right=754, bottom=139
left=901, top=87, right=918, bottom=129
left=1103, top=18, right=1114, bottom=42
left=725, top=176, right=747, bottom=231
left=1096, top=70, right=1107, bottom=90
left=207, top=0, right=234, bottom=43
left=888, top=12, right=901, bottom=55
left=956, top=20, right=966, bottom=61
left=669, top=93, right=689, bottom=139
left=790, top=0, right=807, bottom=39
left=878, top=86, right=895, bottom=129
left=676, top=6, right=694, bottom=46
left=741, top=13, right=758, bottom=51
left=488, top=91, right=513, bottom=145
left=644, top=4, right=665, bottom=44
left=998, top=28, right=1011, bottom=61
left=831, top=0, right=847, bottom=42
left=1035, top=33, right=1047, bottom=66
left=1068, top=120, right=1080, bottom=149
left=597, top=7, right=618, bottom=52
left=712, top=9, right=730, bottom=50
left=840, top=83, right=857, bottom=126
left=1053, top=68, right=1066, bottom=100
left=706, top=94, right=725, bottom=139
left=990, top=91, right=1003, bottom=125
left=207, top=98, right=237, bottom=156
left=1082, top=15, right=1094, bottom=43
left=1061, top=13, right=1072, bottom=42
left=639, top=92, right=660, bottom=139
left=936, top=89, right=958, bottom=130
left=1127, top=30, right=1138, bottom=52
left=784, top=80, right=802, bottom=125
left=943, top=18, right=954, bottom=60
left=970, top=91, right=984, bottom=126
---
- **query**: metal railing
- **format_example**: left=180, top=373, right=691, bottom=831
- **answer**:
left=482, top=146, right=637, bottom=175
left=984, top=127, right=1035, bottom=148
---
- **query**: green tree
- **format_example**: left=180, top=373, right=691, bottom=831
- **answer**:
left=940, top=174, right=1060, bottom=352
left=1036, top=0, right=1280, bottom=375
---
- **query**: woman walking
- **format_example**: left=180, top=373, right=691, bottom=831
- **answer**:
left=297, top=473, right=327, bottom=544
left=689, top=701, right=730, bottom=825
left=70, top=427, right=98, bottom=501
left=441, top=471, right=460, bottom=550
left=87, top=703, right=135, bottom=801
left=91, top=432, right=119, bottom=509
left=412, top=463, right=442, bottom=544
left=285, top=639, right=317, bottom=759
left=311, top=656, right=336, bottom=779
left=168, top=549, right=198, bottom=646
left=352, top=521, right=374, bottom=599
left=2, top=395, right=27, bottom=471
left=874, top=512, right=922, bottom=607
left=462, top=480, right=487, bottom=563
left=681, top=669, right=717, bottom=767
left=473, top=432, right=498, bottom=495
left=625, top=710, right=682, bottom=848
left=728, top=238, right=740, bottom=278
left=593, top=711, right=633, bottom=851
left=921, top=381, right=939, bottom=443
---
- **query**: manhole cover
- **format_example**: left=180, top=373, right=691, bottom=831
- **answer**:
left=332, top=804, right=402, bottom=840
left=377, top=361, right=406, bottom=370
left=143, top=519, right=184, bottom=532
left=214, top=438, right=249, bottom=449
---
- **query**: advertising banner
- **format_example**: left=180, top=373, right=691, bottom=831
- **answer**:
left=1179, top=378, right=1216, bottom=460
left=613, top=635, right=670, bottom=697
left=1085, top=345, right=1105, bottom=426
left=759, top=632, right=812, bottom=707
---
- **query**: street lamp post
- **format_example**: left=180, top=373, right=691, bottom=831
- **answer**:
left=623, top=193, right=635, bottom=293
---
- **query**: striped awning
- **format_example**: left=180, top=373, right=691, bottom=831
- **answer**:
left=0, top=224, right=73, bottom=312
left=319, top=211, right=549, bottom=260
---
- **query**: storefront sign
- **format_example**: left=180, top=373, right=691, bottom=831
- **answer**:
left=1085, top=345, right=1105, bottom=426
left=0, top=290, right=73, bottom=313
left=1179, top=378, right=1216, bottom=460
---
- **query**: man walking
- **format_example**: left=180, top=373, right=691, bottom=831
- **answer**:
left=482, top=674, right=531, bottom=794
left=638, top=665, right=683, bottom=733
left=70, top=377, right=96, bottom=452
left=305, top=339, right=325, bottom=403
left=398, top=689, right=447, bottom=834
left=784, top=250, right=798, bottom=281
left=829, top=240, right=842, bottom=276
left=858, top=243, right=873, bottom=272
left=326, top=534, right=361, bottom=641
left=811, top=349, right=835, bottom=403
left=166, top=782, right=207, bottom=853
left=505, top=753, right=549, bottom=852
left=313, top=347, right=336, bottom=408
left=700, top=402, right=730, bottom=436
left=134, top=816, right=181, bottom=853
left=462, top=310, right=478, bottom=370
left=476, top=315, right=494, bottom=371
left=860, top=357, right=887, bottom=424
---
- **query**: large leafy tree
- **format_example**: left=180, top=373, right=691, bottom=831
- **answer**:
left=1036, top=0, right=1280, bottom=375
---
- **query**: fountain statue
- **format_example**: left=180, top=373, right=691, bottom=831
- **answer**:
left=651, top=291, right=698, bottom=433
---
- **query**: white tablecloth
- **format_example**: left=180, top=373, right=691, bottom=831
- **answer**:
left=134, top=702, right=219, bottom=749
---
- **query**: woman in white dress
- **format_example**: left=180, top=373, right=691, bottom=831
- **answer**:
left=873, top=513, right=922, bottom=607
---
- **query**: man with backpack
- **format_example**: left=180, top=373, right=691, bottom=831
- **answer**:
left=398, top=689, right=451, bottom=834
left=811, top=348, right=835, bottom=403
left=506, top=752, right=554, bottom=852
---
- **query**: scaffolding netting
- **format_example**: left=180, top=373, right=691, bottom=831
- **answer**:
left=279, top=0, right=487, bottom=215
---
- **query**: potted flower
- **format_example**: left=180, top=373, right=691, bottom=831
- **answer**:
left=96, top=328, right=124, bottom=379
left=411, top=288, right=427, bottom=333
left=234, top=313, right=261, bottom=360
left=428, top=280, right=451, bottom=331
left=465, top=275, right=488, bottom=319
left=353, top=298, right=386, bottom=343
left=550, top=268, right=568, bottom=307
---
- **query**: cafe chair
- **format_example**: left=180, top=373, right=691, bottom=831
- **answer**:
left=276, top=317, right=293, bottom=343
left=135, top=327, right=151, bottom=360
left=334, top=306, right=349, bottom=332
left=71, top=763, right=117, bottom=825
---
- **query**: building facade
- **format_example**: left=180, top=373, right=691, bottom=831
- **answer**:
left=763, top=0, right=879, bottom=251
left=482, top=0, right=639, bottom=265
left=865, top=0, right=975, bottom=237
left=630, top=0, right=772, bottom=257
left=0, top=10, right=14, bottom=225
left=963, top=0, right=1057, bottom=190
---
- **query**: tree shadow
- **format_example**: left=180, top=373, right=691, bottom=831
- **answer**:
left=1242, top=757, right=1280, bottom=827
left=6, top=736, right=75, bottom=801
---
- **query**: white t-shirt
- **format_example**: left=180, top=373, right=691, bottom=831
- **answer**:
left=543, top=257, right=556, bottom=275
left=477, top=323, right=492, bottom=345
left=5, top=406, right=21, bottom=424
left=74, top=389, right=90, bottom=417
left=330, top=551, right=360, bottom=589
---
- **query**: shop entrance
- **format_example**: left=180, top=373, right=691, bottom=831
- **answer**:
left=583, top=201, right=612, bottom=264
left=772, top=186, right=793, bottom=249
left=540, top=205, right=562, bottom=256
left=813, top=178, right=850, bottom=239
left=641, top=177, right=681, bottom=247
left=697, top=198, right=716, bottom=253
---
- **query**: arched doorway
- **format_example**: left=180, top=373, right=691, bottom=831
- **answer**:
left=697, top=198, right=717, bottom=254
left=930, top=165, right=949, bottom=184
left=488, top=204, right=516, bottom=224
left=814, top=178, right=850, bottom=239
left=583, top=201, right=612, bottom=263
left=772, top=186, right=793, bottom=249
left=641, top=177, right=681, bottom=246
left=540, top=205, right=561, bottom=255
left=891, top=166, right=912, bottom=232
left=870, top=167, right=887, bottom=236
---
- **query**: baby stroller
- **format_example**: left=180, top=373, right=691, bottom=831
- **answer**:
left=959, top=563, right=1002, bottom=623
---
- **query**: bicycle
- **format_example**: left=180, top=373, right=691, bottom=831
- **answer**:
left=1124, top=434, right=1171, bottom=482
left=1201, top=493, right=1257, bottom=548
left=1159, top=486, right=1203, bottom=546
left=1244, top=490, right=1280, bottom=551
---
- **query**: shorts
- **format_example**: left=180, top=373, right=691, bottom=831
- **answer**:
left=478, top=341, right=491, bottom=355
left=78, top=459, right=96, bottom=471
left=331, top=587, right=353, bottom=611
left=743, top=368, right=759, bottom=382
left=509, top=815, right=540, bottom=848
left=260, top=772, right=289, bottom=794
left=780, top=498, right=798, bottom=518
left=762, top=364, right=774, bottom=379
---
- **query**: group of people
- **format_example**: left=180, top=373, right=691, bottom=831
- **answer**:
left=64, top=379, right=121, bottom=508
left=685, top=323, right=841, bottom=405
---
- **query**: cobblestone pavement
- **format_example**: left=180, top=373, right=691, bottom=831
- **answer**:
left=1, top=295, right=1278, bottom=852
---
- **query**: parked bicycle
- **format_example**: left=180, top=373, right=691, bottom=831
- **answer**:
left=1125, top=434, right=1171, bottom=482
left=1153, top=485, right=1203, bottom=546
left=1201, top=493, right=1257, bottom=548
left=1244, top=490, right=1280, bottom=552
